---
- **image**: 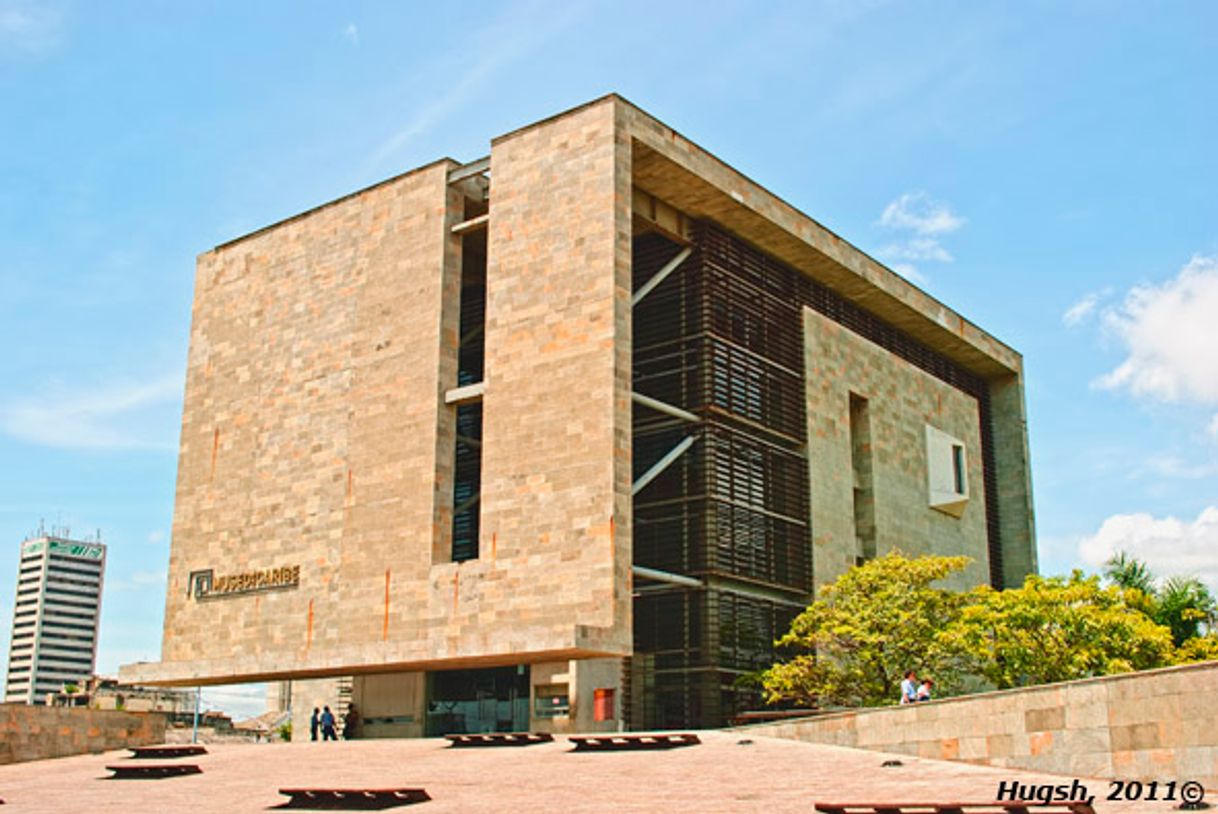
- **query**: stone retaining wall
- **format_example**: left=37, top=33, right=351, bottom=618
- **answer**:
left=742, top=661, right=1218, bottom=789
left=0, top=704, right=166, bottom=764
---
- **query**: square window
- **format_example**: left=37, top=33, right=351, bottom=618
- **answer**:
left=926, top=425, right=969, bottom=517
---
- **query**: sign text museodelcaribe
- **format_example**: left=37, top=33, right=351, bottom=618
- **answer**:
left=188, top=565, right=300, bottom=600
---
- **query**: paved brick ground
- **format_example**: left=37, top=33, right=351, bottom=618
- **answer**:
left=0, top=730, right=1196, bottom=813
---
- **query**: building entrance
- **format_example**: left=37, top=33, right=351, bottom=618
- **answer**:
left=424, top=666, right=530, bottom=736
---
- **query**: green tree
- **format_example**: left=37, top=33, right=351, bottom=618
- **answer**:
left=1103, top=551, right=1155, bottom=594
left=1155, top=575, right=1216, bottom=646
left=1173, top=633, right=1218, bottom=664
left=945, top=572, right=1175, bottom=689
left=1102, top=552, right=1215, bottom=646
left=758, top=552, right=971, bottom=708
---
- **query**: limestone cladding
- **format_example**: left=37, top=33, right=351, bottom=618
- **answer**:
left=156, top=159, right=458, bottom=678
left=742, top=660, right=1218, bottom=791
left=477, top=97, right=633, bottom=656
left=0, top=706, right=166, bottom=765
left=803, top=307, right=990, bottom=591
left=988, top=372, right=1038, bottom=585
left=131, top=99, right=635, bottom=687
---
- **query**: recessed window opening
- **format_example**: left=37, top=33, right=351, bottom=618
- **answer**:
left=952, top=443, right=966, bottom=495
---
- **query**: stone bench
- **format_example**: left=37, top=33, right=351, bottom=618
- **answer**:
left=444, top=732, right=553, bottom=747
left=569, top=733, right=700, bottom=751
left=107, top=763, right=203, bottom=779
left=276, top=788, right=430, bottom=809
left=128, top=744, right=208, bottom=759
left=814, top=803, right=1096, bottom=814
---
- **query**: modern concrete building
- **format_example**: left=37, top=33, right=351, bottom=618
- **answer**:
left=5, top=536, right=106, bottom=704
left=121, top=96, right=1036, bottom=735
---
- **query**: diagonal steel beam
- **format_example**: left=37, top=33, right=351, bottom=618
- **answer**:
left=631, top=435, right=697, bottom=496
left=631, top=392, right=699, bottom=424
left=631, top=565, right=702, bottom=588
left=454, top=493, right=480, bottom=515
left=631, top=247, right=692, bottom=307
left=460, top=323, right=484, bottom=347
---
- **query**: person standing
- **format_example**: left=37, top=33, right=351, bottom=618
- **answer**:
left=917, top=678, right=934, bottom=702
left=899, top=670, right=918, bottom=705
left=320, top=705, right=337, bottom=741
left=343, top=703, right=360, bottom=740
left=310, top=707, right=320, bottom=741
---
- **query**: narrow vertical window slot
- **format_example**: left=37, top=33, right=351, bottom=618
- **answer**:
left=848, top=393, right=875, bottom=563
left=452, top=401, right=482, bottom=562
left=952, top=443, right=966, bottom=496
left=451, top=201, right=486, bottom=562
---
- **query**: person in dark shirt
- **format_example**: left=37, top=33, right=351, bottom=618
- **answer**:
left=310, top=707, right=320, bottom=741
left=320, top=706, right=337, bottom=741
left=343, top=703, right=360, bottom=740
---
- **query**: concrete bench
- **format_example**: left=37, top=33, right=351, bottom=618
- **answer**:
left=444, top=732, right=553, bottom=747
left=128, top=744, right=208, bottom=759
left=569, top=733, right=701, bottom=751
left=276, top=788, right=430, bottom=809
left=814, top=803, right=1096, bottom=814
left=107, top=763, right=203, bottom=779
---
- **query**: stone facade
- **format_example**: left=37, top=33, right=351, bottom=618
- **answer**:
left=123, top=95, right=1035, bottom=734
left=803, top=308, right=990, bottom=590
left=741, top=661, right=1218, bottom=790
left=0, top=705, right=165, bottom=765
left=128, top=103, right=635, bottom=688
left=465, top=97, right=632, bottom=657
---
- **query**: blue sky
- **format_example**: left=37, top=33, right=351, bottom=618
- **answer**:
left=1, top=1, right=1216, bottom=717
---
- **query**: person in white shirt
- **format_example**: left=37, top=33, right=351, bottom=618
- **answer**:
left=899, top=670, right=918, bottom=705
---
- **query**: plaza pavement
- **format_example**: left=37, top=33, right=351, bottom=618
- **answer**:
left=0, top=729, right=1192, bottom=812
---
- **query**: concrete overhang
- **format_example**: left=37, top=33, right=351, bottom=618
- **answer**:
left=617, top=95, right=1022, bottom=380
left=119, top=625, right=626, bottom=688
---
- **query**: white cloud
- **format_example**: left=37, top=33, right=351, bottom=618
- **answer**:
left=148, top=530, right=165, bottom=546
left=1209, top=414, right=1218, bottom=442
left=1063, top=291, right=1103, bottom=327
left=342, top=22, right=358, bottom=45
left=0, top=0, right=63, bottom=53
left=889, top=263, right=928, bottom=286
left=1077, top=506, right=1218, bottom=591
left=1096, top=255, right=1218, bottom=405
left=880, top=237, right=953, bottom=263
left=1141, top=455, right=1218, bottom=480
left=879, top=192, right=964, bottom=236
left=0, top=373, right=182, bottom=451
left=201, top=683, right=270, bottom=721
left=876, top=192, right=964, bottom=285
left=371, top=0, right=584, bottom=164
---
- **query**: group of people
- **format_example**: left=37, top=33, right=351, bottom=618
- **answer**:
left=309, top=703, right=360, bottom=741
left=899, top=670, right=934, bottom=704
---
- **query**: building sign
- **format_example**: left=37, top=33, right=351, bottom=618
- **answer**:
left=22, top=540, right=105, bottom=560
left=188, top=565, right=300, bottom=600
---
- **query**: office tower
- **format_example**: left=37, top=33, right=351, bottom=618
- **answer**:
left=5, top=535, right=106, bottom=704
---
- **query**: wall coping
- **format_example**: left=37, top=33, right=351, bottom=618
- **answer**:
left=736, top=659, right=1218, bottom=728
